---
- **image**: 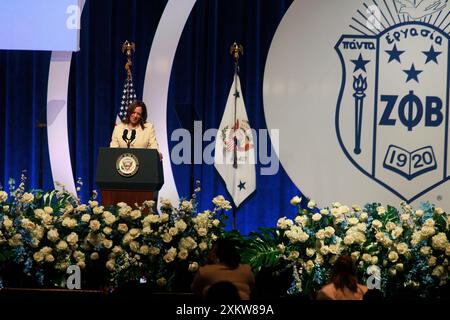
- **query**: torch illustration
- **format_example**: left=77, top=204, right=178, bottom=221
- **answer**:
left=353, top=75, right=367, bottom=155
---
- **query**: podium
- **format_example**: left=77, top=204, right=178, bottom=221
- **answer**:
left=95, top=147, right=164, bottom=207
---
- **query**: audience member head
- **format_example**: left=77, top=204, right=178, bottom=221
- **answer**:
left=212, top=238, right=241, bottom=269
left=330, top=255, right=358, bottom=292
left=205, top=281, right=240, bottom=302
left=363, top=289, right=384, bottom=300
left=124, top=100, right=147, bottom=129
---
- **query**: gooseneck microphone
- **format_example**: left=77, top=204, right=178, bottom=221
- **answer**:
left=122, top=129, right=129, bottom=143
left=130, top=129, right=136, bottom=143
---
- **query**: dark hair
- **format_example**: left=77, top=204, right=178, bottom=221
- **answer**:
left=330, top=255, right=358, bottom=292
left=123, top=100, right=147, bottom=129
left=363, top=289, right=384, bottom=300
left=215, top=239, right=240, bottom=269
left=205, top=281, right=240, bottom=302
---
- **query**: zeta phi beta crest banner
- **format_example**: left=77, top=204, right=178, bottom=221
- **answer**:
left=336, top=20, right=449, bottom=202
left=263, top=0, right=450, bottom=208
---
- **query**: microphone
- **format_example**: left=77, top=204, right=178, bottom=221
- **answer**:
left=122, top=129, right=129, bottom=143
left=130, top=129, right=136, bottom=143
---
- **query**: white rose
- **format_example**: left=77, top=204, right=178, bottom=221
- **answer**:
left=21, top=192, right=34, bottom=204
left=181, top=200, right=193, bottom=212
left=103, top=212, right=116, bottom=225
left=156, top=277, right=167, bottom=287
left=139, top=245, right=149, bottom=255
left=197, top=227, right=207, bottom=237
left=175, top=220, right=187, bottom=232
left=188, top=262, right=199, bottom=272
left=118, top=223, right=128, bottom=234
left=43, top=206, right=53, bottom=215
left=0, top=191, right=8, bottom=202
left=129, top=241, right=140, bottom=253
left=199, top=242, right=208, bottom=251
left=277, top=243, right=285, bottom=254
left=424, top=218, right=435, bottom=227
left=149, top=247, right=160, bottom=256
left=396, top=242, right=409, bottom=255
left=320, top=246, right=330, bottom=256
left=420, top=246, right=432, bottom=256
left=316, top=230, right=325, bottom=240
left=372, top=219, right=382, bottom=229
left=395, top=263, right=404, bottom=272
left=81, top=214, right=91, bottom=223
left=344, top=234, right=355, bottom=245
left=159, top=213, right=169, bottom=223
left=47, top=229, right=59, bottom=242
left=400, top=213, right=410, bottom=222
left=324, top=226, right=335, bottom=238
left=89, top=220, right=100, bottom=231
left=102, top=239, right=113, bottom=249
left=212, top=219, right=220, bottom=227
left=351, top=251, right=360, bottom=260
left=391, top=227, right=403, bottom=239
left=312, top=213, right=322, bottom=222
left=288, top=251, right=299, bottom=261
left=178, top=249, right=189, bottom=260
left=76, top=204, right=87, bottom=212
left=290, top=196, right=302, bottom=206
left=307, top=200, right=316, bottom=209
left=359, top=212, right=368, bottom=221
left=130, top=210, right=141, bottom=220
left=376, top=206, right=386, bottom=215
left=162, top=233, right=173, bottom=243
left=305, top=260, right=315, bottom=272
left=348, top=217, right=359, bottom=225
left=435, top=207, right=445, bottom=215
left=315, top=254, right=324, bottom=265
left=169, top=227, right=178, bottom=237
left=66, top=232, right=79, bottom=246
left=320, top=209, right=329, bottom=215
left=428, top=256, right=437, bottom=267
left=92, top=206, right=103, bottom=215
left=90, top=252, right=99, bottom=260
left=89, top=200, right=99, bottom=208
left=362, top=253, right=372, bottom=262
left=33, top=252, right=45, bottom=262
left=56, top=240, right=68, bottom=251
left=306, top=248, right=315, bottom=257
left=432, top=265, right=445, bottom=278
left=3, top=216, right=13, bottom=229
left=103, top=227, right=112, bottom=235
left=106, top=260, right=115, bottom=271
left=385, top=222, right=396, bottom=232
left=415, top=209, right=424, bottom=217
left=388, top=251, right=399, bottom=263
left=370, top=256, right=379, bottom=265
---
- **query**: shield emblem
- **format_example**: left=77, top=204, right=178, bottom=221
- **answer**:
left=335, top=22, right=449, bottom=202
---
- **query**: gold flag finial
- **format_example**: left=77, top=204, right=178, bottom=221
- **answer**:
left=122, top=40, right=135, bottom=80
left=230, top=42, right=243, bottom=61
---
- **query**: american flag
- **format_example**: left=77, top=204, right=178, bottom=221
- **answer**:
left=117, top=76, right=137, bottom=123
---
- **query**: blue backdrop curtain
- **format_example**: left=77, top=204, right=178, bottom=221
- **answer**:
left=0, top=0, right=304, bottom=235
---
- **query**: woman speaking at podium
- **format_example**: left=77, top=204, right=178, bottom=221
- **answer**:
left=110, top=100, right=159, bottom=150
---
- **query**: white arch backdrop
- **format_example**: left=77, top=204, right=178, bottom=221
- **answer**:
left=47, top=0, right=198, bottom=202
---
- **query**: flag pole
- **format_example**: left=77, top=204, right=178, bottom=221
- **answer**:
left=229, top=42, right=243, bottom=230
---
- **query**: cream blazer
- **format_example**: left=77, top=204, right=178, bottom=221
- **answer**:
left=110, top=122, right=159, bottom=149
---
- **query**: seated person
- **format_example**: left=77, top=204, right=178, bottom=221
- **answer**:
left=191, top=238, right=255, bottom=300
left=316, top=255, right=368, bottom=300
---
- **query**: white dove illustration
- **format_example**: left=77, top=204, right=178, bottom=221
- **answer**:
left=395, top=0, right=448, bottom=19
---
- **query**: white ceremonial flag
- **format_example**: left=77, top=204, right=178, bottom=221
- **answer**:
left=214, top=74, right=256, bottom=207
